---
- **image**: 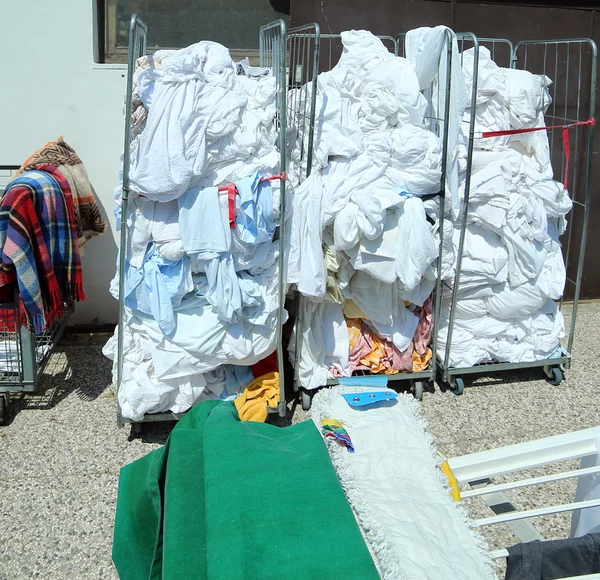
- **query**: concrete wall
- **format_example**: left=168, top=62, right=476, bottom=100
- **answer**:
left=0, top=1, right=126, bottom=325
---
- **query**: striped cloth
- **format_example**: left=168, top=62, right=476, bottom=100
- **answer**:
left=0, top=166, right=85, bottom=333
left=19, top=138, right=106, bottom=247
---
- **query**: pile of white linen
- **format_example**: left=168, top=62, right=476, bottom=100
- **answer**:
left=286, top=30, right=451, bottom=389
left=437, top=47, right=571, bottom=368
left=103, top=42, right=285, bottom=421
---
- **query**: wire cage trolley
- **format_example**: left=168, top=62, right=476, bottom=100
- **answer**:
left=438, top=36, right=596, bottom=395
left=0, top=165, right=72, bottom=425
left=115, top=16, right=318, bottom=430
left=450, top=426, right=600, bottom=578
left=286, top=30, right=454, bottom=409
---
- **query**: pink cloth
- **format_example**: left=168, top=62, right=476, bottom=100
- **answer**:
left=413, top=297, right=433, bottom=356
left=348, top=318, right=412, bottom=374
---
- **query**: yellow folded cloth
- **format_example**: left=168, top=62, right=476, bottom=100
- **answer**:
left=343, top=300, right=368, bottom=320
left=234, top=372, right=280, bottom=422
left=440, top=459, right=462, bottom=502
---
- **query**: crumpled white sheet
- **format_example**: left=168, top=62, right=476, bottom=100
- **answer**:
left=105, top=262, right=283, bottom=421
left=406, top=26, right=469, bottom=218
left=287, top=299, right=332, bottom=391
left=127, top=199, right=183, bottom=268
left=128, top=41, right=278, bottom=202
left=461, top=46, right=511, bottom=152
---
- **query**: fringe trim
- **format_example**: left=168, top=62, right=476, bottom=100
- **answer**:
left=66, top=281, right=86, bottom=303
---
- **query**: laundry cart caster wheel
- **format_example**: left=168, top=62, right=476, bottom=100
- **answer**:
left=412, top=381, right=424, bottom=401
left=452, top=378, right=465, bottom=396
left=0, top=394, right=8, bottom=426
left=301, top=389, right=312, bottom=411
left=547, top=367, right=563, bottom=386
left=131, top=422, right=143, bottom=436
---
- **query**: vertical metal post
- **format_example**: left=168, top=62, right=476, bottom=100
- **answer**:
left=261, top=19, right=294, bottom=417
left=306, top=25, right=321, bottom=177
left=567, top=40, right=597, bottom=363
left=443, top=33, right=479, bottom=379
left=275, top=20, right=288, bottom=417
left=283, top=26, right=320, bottom=402
left=20, top=327, right=37, bottom=390
left=116, top=15, right=147, bottom=398
left=431, top=30, right=454, bottom=380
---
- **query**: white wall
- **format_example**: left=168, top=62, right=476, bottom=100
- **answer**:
left=0, top=1, right=126, bottom=325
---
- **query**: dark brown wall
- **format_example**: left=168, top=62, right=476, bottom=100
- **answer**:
left=292, top=0, right=600, bottom=299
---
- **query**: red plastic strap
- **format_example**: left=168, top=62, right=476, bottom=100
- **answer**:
left=259, top=171, right=287, bottom=183
left=563, top=126, right=571, bottom=191
left=480, top=118, right=594, bottom=189
left=480, top=118, right=595, bottom=139
left=217, top=184, right=238, bottom=229
left=213, top=172, right=287, bottom=230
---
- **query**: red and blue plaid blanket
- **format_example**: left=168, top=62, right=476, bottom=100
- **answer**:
left=0, top=165, right=85, bottom=333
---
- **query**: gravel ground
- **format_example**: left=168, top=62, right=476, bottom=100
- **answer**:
left=0, top=303, right=599, bottom=579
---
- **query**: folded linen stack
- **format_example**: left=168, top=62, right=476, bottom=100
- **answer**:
left=437, top=47, right=571, bottom=367
left=286, top=30, right=447, bottom=389
left=103, top=42, right=285, bottom=421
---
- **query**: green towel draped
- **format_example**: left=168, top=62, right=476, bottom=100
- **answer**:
left=113, top=401, right=378, bottom=580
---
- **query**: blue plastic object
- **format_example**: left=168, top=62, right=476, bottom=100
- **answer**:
left=338, top=376, right=388, bottom=387
left=342, top=391, right=398, bottom=408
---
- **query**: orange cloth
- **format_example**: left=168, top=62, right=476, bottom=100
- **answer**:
left=360, top=332, right=399, bottom=375
left=412, top=348, right=432, bottom=372
left=234, top=372, right=280, bottom=422
left=347, top=317, right=362, bottom=350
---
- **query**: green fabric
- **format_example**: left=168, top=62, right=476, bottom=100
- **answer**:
left=113, top=401, right=378, bottom=580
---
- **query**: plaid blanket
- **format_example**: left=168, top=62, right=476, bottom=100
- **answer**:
left=19, top=138, right=106, bottom=247
left=0, top=166, right=85, bottom=333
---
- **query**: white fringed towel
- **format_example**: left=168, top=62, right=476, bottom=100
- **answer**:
left=310, top=386, right=495, bottom=580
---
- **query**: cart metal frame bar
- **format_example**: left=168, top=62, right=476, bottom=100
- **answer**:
left=115, top=15, right=169, bottom=429
left=115, top=16, right=180, bottom=428
left=259, top=19, right=289, bottom=417
left=440, top=32, right=481, bottom=383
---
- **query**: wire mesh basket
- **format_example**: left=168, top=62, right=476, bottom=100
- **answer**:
left=0, top=296, right=71, bottom=393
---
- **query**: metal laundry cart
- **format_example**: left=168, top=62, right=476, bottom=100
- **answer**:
left=0, top=165, right=72, bottom=425
left=438, top=36, right=597, bottom=394
left=288, top=30, right=453, bottom=409
left=115, top=16, right=317, bottom=430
